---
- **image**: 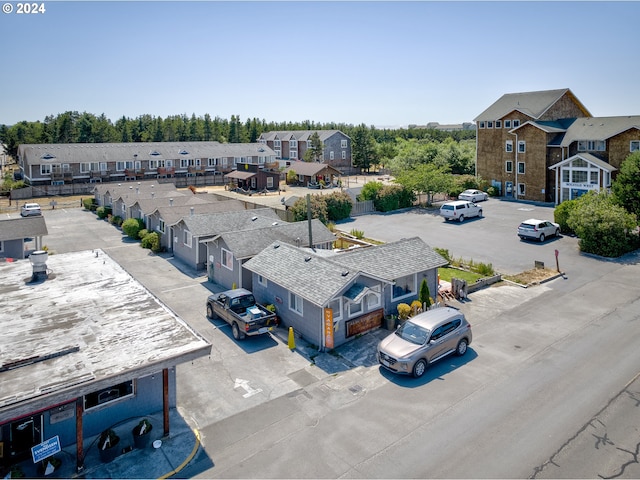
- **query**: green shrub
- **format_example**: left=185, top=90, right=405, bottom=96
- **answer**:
left=122, top=218, right=145, bottom=239
left=289, top=195, right=328, bottom=224
left=83, top=198, right=98, bottom=211
left=473, top=262, right=494, bottom=277
left=109, top=215, right=123, bottom=226
left=141, top=232, right=161, bottom=252
left=486, top=186, right=499, bottom=197
left=357, top=181, right=384, bottom=202
left=324, top=191, right=353, bottom=221
left=433, top=247, right=451, bottom=264
left=373, top=185, right=415, bottom=212
left=554, top=198, right=578, bottom=234
left=349, top=228, right=364, bottom=239
left=397, top=303, right=411, bottom=320
left=138, top=229, right=148, bottom=240
left=96, top=206, right=112, bottom=219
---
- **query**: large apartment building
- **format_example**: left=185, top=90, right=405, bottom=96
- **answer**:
left=475, top=88, right=640, bottom=204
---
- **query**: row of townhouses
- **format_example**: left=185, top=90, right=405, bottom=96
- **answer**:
left=91, top=180, right=446, bottom=350
left=15, top=130, right=353, bottom=187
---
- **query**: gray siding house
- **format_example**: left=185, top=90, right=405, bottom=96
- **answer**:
left=244, top=237, right=447, bottom=349
left=203, top=218, right=336, bottom=291
left=0, top=216, right=48, bottom=259
left=168, top=209, right=280, bottom=271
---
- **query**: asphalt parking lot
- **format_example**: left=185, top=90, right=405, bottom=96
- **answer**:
left=9, top=196, right=640, bottom=478
left=339, top=197, right=578, bottom=276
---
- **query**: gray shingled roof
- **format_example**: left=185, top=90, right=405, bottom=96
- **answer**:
left=134, top=193, right=220, bottom=214
left=259, top=130, right=349, bottom=142
left=243, top=237, right=446, bottom=306
left=18, top=142, right=275, bottom=166
left=176, top=209, right=280, bottom=236
left=243, top=242, right=361, bottom=307
left=0, top=216, right=48, bottom=241
left=334, top=237, right=447, bottom=280
left=557, top=116, right=640, bottom=147
left=155, top=199, right=247, bottom=225
left=94, top=180, right=177, bottom=198
left=217, top=219, right=335, bottom=259
left=474, top=88, right=591, bottom=121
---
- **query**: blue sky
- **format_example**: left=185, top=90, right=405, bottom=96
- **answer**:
left=2, top=1, right=639, bottom=127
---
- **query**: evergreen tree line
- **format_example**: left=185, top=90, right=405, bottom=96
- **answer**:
left=0, top=111, right=475, bottom=159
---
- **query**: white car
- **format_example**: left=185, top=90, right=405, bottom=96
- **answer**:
left=458, top=189, right=488, bottom=202
left=517, top=219, right=560, bottom=242
left=21, top=203, right=42, bottom=217
left=440, top=200, right=483, bottom=222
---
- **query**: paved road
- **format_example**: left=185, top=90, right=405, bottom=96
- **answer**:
left=36, top=202, right=640, bottom=479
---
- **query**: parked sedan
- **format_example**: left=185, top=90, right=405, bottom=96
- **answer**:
left=518, top=218, right=560, bottom=242
left=377, top=307, right=472, bottom=378
left=21, top=203, right=42, bottom=217
left=458, top=189, right=488, bottom=202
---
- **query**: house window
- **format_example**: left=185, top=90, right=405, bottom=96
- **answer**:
left=40, top=164, right=51, bottom=175
left=578, top=140, right=606, bottom=152
left=289, top=292, right=303, bottom=315
left=84, top=381, right=134, bottom=410
left=495, top=120, right=502, bottom=128
left=0, top=241, right=4, bottom=253
left=208, top=158, right=217, bottom=167
left=329, top=151, right=334, bottom=160
left=307, top=140, right=312, bottom=148
left=505, top=160, right=513, bottom=173
left=290, top=150, right=297, bottom=159
left=504, top=120, right=511, bottom=128
left=329, top=298, right=342, bottom=321
left=221, top=248, right=233, bottom=270
left=158, top=219, right=165, bottom=233
left=505, top=141, right=513, bottom=152
left=267, top=177, right=274, bottom=188
left=290, top=139, right=297, bottom=148
left=518, top=162, right=525, bottom=174
left=513, top=120, right=520, bottom=127
left=518, top=183, right=526, bottom=196
left=342, top=151, right=346, bottom=159
left=348, top=300, right=362, bottom=317
left=392, top=274, right=416, bottom=300
left=258, top=156, right=265, bottom=164
left=275, top=149, right=281, bottom=158
left=365, top=292, right=381, bottom=310
left=274, top=140, right=281, bottom=147
left=257, top=275, right=267, bottom=287
left=631, top=141, right=640, bottom=152
left=487, top=121, right=493, bottom=129
left=116, top=161, right=135, bottom=171
left=479, top=121, right=485, bottom=129
left=518, top=141, right=526, bottom=153
left=183, top=230, right=192, bottom=248
left=222, top=157, right=228, bottom=166
left=341, top=140, right=347, bottom=148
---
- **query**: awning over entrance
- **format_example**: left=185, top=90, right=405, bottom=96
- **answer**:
left=548, top=153, right=617, bottom=204
left=224, top=170, right=256, bottom=180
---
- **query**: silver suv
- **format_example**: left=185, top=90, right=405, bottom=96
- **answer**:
left=377, top=307, right=472, bottom=378
left=440, top=200, right=482, bottom=222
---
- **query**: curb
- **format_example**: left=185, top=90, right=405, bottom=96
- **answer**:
left=158, top=428, right=201, bottom=479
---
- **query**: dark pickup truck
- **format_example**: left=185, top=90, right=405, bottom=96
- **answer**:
left=206, top=288, right=278, bottom=340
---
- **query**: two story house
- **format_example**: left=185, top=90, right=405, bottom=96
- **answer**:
left=475, top=88, right=640, bottom=203
left=258, top=130, right=352, bottom=172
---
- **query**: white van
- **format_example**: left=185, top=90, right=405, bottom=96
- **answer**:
left=439, top=200, right=482, bottom=222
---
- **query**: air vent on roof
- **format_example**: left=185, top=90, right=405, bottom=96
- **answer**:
left=41, top=153, right=56, bottom=160
left=304, top=256, right=311, bottom=262
left=252, top=216, right=257, bottom=221
left=179, top=150, right=189, bottom=155
left=150, top=151, right=161, bottom=156
left=341, top=270, right=349, bottom=276
left=273, top=243, right=280, bottom=249
left=272, top=222, right=278, bottom=226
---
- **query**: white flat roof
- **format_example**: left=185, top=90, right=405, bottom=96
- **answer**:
left=0, top=250, right=211, bottom=422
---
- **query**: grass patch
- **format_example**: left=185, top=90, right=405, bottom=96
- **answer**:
left=438, top=267, right=483, bottom=284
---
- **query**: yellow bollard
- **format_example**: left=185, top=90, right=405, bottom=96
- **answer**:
left=288, top=326, right=296, bottom=350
